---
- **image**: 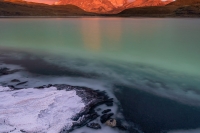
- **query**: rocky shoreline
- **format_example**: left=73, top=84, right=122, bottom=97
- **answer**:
left=0, top=67, right=127, bottom=133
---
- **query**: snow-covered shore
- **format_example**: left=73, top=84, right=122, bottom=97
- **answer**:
left=0, top=86, right=85, bottom=133
left=0, top=63, right=124, bottom=133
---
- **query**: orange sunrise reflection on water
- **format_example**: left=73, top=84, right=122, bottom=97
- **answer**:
left=81, top=18, right=122, bottom=52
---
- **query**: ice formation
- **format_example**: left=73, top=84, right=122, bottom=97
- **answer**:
left=0, top=86, right=85, bottom=133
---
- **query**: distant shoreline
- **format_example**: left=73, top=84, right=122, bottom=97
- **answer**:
left=1, top=0, right=200, bottom=18
left=0, top=16, right=200, bottom=18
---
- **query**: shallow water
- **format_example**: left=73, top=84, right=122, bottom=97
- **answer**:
left=0, top=18, right=200, bottom=133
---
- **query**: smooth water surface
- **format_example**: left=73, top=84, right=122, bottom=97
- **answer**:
left=0, top=18, right=200, bottom=75
left=0, top=18, right=200, bottom=133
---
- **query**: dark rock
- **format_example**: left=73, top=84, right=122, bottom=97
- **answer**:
left=16, top=81, right=28, bottom=86
left=105, top=102, right=113, bottom=106
left=47, top=84, right=52, bottom=87
left=0, top=68, right=9, bottom=75
left=87, top=123, right=101, bottom=129
left=20, top=130, right=26, bottom=133
left=7, top=85, right=22, bottom=90
left=36, top=86, right=45, bottom=89
left=7, top=85, right=15, bottom=88
left=100, top=113, right=114, bottom=123
left=105, top=98, right=114, bottom=106
left=102, top=109, right=111, bottom=114
left=0, top=67, right=19, bottom=76
left=36, top=85, right=50, bottom=89
left=72, top=111, right=100, bottom=131
left=11, top=79, right=20, bottom=82
left=36, top=84, right=53, bottom=89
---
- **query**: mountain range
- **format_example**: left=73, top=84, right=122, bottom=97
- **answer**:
left=0, top=0, right=200, bottom=17
left=116, top=0, right=200, bottom=17
left=55, top=0, right=174, bottom=13
left=0, top=0, right=96, bottom=16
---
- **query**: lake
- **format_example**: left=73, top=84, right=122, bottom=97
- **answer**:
left=0, top=18, right=200, bottom=133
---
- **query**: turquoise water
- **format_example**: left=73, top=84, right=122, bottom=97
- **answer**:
left=0, top=18, right=200, bottom=76
left=0, top=18, right=200, bottom=133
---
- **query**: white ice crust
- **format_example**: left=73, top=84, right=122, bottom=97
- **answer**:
left=0, top=86, right=85, bottom=133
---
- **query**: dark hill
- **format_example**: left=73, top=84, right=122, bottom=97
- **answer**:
left=0, top=0, right=200, bottom=17
left=168, top=0, right=200, bottom=6
left=116, top=0, right=200, bottom=17
left=0, top=0, right=96, bottom=16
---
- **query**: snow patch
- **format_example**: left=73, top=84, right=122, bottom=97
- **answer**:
left=0, top=86, right=85, bottom=133
left=0, top=86, right=11, bottom=92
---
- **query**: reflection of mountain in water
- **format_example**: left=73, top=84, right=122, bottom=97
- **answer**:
left=81, top=19, right=122, bottom=52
